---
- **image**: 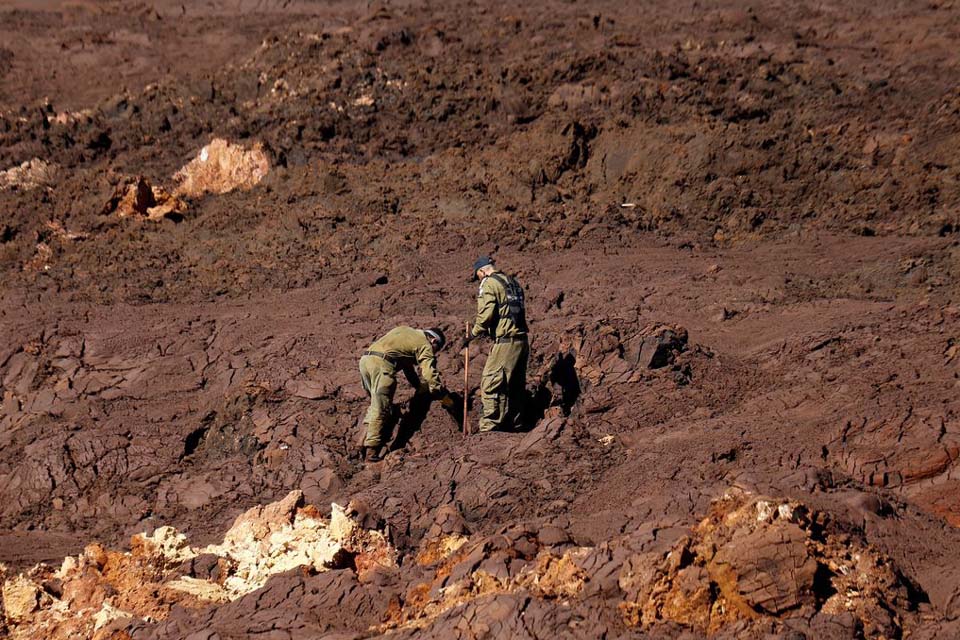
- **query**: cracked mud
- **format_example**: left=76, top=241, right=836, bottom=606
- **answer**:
left=2, top=0, right=960, bottom=638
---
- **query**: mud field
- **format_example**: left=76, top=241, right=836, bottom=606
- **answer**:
left=1, top=0, right=960, bottom=638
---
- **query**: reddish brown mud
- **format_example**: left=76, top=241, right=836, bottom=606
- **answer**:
left=2, top=0, right=960, bottom=637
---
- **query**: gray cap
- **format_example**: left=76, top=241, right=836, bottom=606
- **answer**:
left=424, top=327, right=446, bottom=351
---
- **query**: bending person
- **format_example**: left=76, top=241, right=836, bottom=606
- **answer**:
left=358, top=326, right=452, bottom=462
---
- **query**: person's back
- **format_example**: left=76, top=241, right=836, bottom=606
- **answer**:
left=476, top=271, right=527, bottom=340
left=369, top=326, right=434, bottom=364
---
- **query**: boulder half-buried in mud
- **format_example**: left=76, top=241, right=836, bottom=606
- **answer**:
left=173, top=138, right=270, bottom=198
left=635, top=324, right=688, bottom=369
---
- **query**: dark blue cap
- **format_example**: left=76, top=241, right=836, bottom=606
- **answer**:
left=472, top=256, right=494, bottom=280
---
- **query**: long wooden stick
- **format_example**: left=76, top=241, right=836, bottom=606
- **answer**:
left=463, top=322, right=470, bottom=436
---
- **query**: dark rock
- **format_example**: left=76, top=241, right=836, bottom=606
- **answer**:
left=637, top=326, right=688, bottom=369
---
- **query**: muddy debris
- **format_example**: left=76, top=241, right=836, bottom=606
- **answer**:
left=2, top=0, right=960, bottom=638
left=31, top=492, right=893, bottom=638
left=0, top=159, right=56, bottom=191
left=618, top=490, right=913, bottom=637
left=101, top=176, right=187, bottom=222
left=0, top=491, right=393, bottom=640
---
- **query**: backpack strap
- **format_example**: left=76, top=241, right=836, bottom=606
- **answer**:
left=488, top=273, right=527, bottom=331
left=488, top=272, right=510, bottom=290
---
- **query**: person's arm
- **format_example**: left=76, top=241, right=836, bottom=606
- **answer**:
left=401, top=363, right=422, bottom=390
left=471, top=279, right=498, bottom=338
left=415, top=343, right=443, bottom=394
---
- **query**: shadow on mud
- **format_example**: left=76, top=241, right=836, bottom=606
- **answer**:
left=383, top=349, right=580, bottom=445
left=389, top=391, right=465, bottom=451
left=518, top=349, right=581, bottom=432
left=388, top=395, right=429, bottom=451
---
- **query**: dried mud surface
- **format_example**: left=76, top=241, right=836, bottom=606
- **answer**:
left=2, top=0, right=960, bottom=638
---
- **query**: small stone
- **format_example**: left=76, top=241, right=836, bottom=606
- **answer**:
left=777, top=503, right=795, bottom=521
left=637, top=326, right=688, bottom=369
left=328, top=503, right=356, bottom=543
left=755, top=501, right=774, bottom=522
left=712, top=307, right=734, bottom=323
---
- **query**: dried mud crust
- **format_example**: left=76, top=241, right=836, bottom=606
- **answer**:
left=2, top=0, right=960, bottom=638
left=4, top=240, right=960, bottom=637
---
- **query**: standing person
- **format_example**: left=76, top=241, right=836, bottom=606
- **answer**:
left=464, top=256, right=529, bottom=432
left=359, top=326, right=453, bottom=462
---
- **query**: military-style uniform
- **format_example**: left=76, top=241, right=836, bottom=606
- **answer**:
left=471, top=271, right=528, bottom=432
left=359, top=326, right=443, bottom=448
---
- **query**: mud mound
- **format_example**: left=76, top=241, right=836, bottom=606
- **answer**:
left=1, top=0, right=959, bottom=301
left=619, top=490, right=913, bottom=637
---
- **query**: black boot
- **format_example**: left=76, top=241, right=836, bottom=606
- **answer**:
left=362, top=446, right=383, bottom=463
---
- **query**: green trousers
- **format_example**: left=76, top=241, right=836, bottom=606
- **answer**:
left=479, top=339, right=529, bottom=432
left=359, top=355, right=397, bottom=447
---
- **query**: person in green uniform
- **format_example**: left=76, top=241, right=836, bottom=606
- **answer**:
left=463, top=256, right=529, bottom=432
left=359, top=326, right=453, bottom=462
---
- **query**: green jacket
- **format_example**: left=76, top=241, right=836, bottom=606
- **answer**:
left=368, top=326, right=443, bottom=393
left=471, top=271, right=527, bottom=340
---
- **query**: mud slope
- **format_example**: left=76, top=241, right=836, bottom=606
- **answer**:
left=1, top=0, right=959, bottom=302
left=2, top=0, right=960, bottom=638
